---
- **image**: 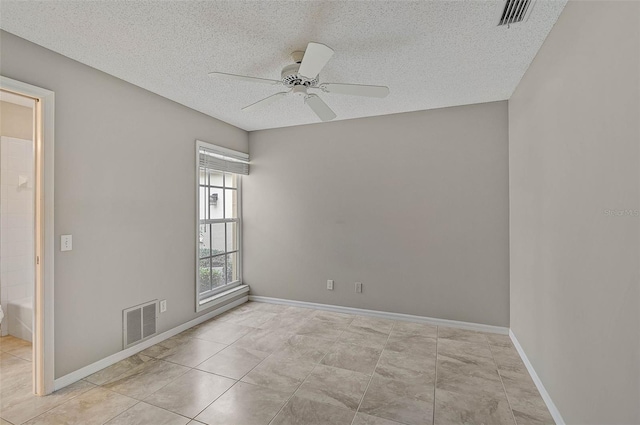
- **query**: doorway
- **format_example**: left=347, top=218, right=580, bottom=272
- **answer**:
left=0, top=76, right=55, bottom=396
left=0, top=90, right=35, bottom=376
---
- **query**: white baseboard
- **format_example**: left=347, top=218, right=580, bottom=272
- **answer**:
left=53, top=295, right=248, bottom=391
left=509, top=330, right=565, bottom=425
left=249, top=295, right=509, bottom=335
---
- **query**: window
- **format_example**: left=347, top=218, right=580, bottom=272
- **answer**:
left=196, top=141, right=248, bottom=309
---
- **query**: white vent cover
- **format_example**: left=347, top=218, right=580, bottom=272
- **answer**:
left=497, top=0, right=536, bottom=26
left=123, top=300, right=158, bottom=348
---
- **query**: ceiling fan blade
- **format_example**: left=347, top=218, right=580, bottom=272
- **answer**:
left=298, top=42, right=334, bottom=78
left=305, top=94, right=336, bottom=122
left=209, top=72, right=281, bottom=85
left=321, top=83, right=390, bottom=98
left=242, top=92, right=289, bottom=112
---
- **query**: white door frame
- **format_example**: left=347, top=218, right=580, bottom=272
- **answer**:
left=1, top=76, right=55, bottom=395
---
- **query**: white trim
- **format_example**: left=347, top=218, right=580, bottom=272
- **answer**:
left=509, top=329, right=566, bottom=425
left=196, top=140, right=249, bottom=162
left=53, top=296, right=248, bottom=391
left=199, top=284, right=249, bottom=309
left=1, top=76, right=55, bottom=395
left=249, top=296, right=509, bottom=335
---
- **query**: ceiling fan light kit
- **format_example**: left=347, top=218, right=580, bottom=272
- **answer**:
left=210, top=42, right=390, bottom=122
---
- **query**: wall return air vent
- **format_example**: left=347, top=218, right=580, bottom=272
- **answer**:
left=123, top=300, right=158, bottom=349
left=497, top=0, right=536, bottom=27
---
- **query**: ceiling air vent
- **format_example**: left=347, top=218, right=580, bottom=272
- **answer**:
left=497, top=0, right=536, bottom=26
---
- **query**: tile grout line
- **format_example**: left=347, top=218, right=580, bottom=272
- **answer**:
left=349, top=319, right=395, bottom=425
left=486, top=336, right=518, bottom=425
left=7, top=368, right=95, bottom=424
left=91, top=387, right=147, bottom=425
left=100, top=329, right=232, bottom=421
left=98, top=386, right=201, bottom=425
left=182, top=340, right=245, bottom=421
left=0, top=349, right=29, bottom=362
left=107, top=356, right=192, bottom=400
left=178, top=312, right=308, bottom=423
left=187, top=376, right=238, bottom=422
left=100, top=400, right=142, bottom=425
left=172, top=315, right=297, bottom=422
left=130, top=399, right=200, bottom=424
left=239, top=319, right=319, bottom=424
left=103, top=308, right=301, bottom=423
left=267, top=314, right=349, bottom=425
left=148, top=309, right=390, bottom=424
left=2, top=306, right=292, bottom=425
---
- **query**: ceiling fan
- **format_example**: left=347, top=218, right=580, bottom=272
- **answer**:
left=209, top=42, right=390, bottom=122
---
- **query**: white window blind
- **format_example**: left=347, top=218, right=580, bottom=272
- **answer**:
left=198, top=142, right=249, bottom=175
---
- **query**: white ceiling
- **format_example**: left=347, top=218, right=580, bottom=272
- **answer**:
left=0, top=1, right=566, bottom=131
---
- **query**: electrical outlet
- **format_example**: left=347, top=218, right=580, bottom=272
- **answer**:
left=160, top=300, right=167, bottom=313
left=61, top=235, right=72, bottom=252
left=355, top=282, right=363, bottom=293
left=327, top=280, right=334, bottom=291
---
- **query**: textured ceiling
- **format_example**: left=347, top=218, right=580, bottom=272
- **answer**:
left=0, top=1, right=566, bottom=131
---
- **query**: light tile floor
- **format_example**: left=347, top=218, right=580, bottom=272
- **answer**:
left=0, top=302, right=555, bottom=425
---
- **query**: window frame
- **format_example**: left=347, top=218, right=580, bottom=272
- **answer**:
left=195, top=140, right=244, bottom=312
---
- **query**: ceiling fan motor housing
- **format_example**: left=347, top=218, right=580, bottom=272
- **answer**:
left=281, top=63, right=319, bottom=88
left=292, top=85, right=308, bottom=97
left=210, top=42, right=388, bottom=123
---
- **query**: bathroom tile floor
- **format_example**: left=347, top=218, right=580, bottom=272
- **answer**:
left=0, top=302, right=554, bottom=425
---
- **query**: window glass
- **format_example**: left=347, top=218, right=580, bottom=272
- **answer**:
left=199, top=187, right=207, bottom=220
left=226, top=222, right=238, bottom=252
left=224, top=173, right=237, bottom=188
left=199, top=224, right=211, bottom=255
left=208, top=187, right=224, bottom=220
left=210, top=255, right=226, bottom=289
left=225, top=189, right=237, bottom=219
left=208, top=170, right=224, bottom=187
left=197, top=145, right=243, bottom=306
left=199, top=258, right=211, bottom=293
left=226, top=252, right=238, bottom=284
left=210, top=223, right=226, bottom=254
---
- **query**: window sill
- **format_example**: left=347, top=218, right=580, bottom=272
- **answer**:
left=197, top=284, right=249, bottom=312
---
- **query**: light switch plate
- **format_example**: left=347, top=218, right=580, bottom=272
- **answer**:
left=160, top=300, right=167, bottom=313
left=61, top=235, right=72, bottom=251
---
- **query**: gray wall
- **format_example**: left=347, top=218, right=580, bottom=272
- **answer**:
left=509, top=1, right=640, bottom=423
left=0, top=31, right=249, bottom=378
left=244, top=102, right=510, bottom=327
